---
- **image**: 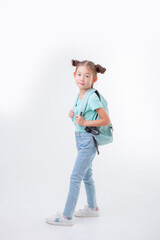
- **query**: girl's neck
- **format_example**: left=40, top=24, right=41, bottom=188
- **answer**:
left=79, top=88, right=90, bottom=99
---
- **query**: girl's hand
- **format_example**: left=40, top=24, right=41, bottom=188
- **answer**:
left=75, top=115, right=86, bottom=126
left=69, top=109, right=74, bottom=118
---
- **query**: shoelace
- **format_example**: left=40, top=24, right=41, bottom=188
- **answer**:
left=54, top=212, right=72, bottom=222
left=52, top=212, right=62, bottom=222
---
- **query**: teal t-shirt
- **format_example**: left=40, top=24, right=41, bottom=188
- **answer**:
left=73, top=92, right=103, bottom=132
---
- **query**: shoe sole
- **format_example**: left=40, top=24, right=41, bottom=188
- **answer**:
left=74, top=214, right=100, bottom=218
left=46, top=219, right=74, bottom=226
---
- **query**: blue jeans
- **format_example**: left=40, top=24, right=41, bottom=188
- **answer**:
left=63, top=132, right=98, bottom=219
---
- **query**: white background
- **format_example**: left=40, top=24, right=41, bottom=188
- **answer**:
left=0, top=0, right=160, bottom=239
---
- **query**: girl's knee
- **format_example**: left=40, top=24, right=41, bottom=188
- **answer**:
left=83, top=175, right=94, bottom=184
left=70, top=172, right=83, bottom=184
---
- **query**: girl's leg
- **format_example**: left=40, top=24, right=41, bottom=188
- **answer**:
left=83, top=163, right=98, bottom=209
left=63, top=135, right=96, bottom=219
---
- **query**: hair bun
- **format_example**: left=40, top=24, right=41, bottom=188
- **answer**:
left=71, top=59, right=80, bottom=66
left=95, top=64, right=106, bottom=74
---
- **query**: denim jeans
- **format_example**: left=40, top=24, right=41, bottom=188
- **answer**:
left=63, top=132, right=98, bottom=219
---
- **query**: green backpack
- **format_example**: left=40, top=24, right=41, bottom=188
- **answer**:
left=72, top=88, right=113, bottom=154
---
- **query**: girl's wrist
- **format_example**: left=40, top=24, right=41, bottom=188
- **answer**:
left=83, top=120, right=88, bottom=126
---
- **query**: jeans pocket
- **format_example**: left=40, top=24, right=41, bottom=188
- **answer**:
left=78, top=136, right=92, bottom=149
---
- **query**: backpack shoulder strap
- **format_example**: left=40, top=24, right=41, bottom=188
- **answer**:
left=72, top=92, right=79, bottom=110
left=94, top=90, right=101, bottom=100
left=93, top=90, right=101, bottom=120
left=78, top=88, right=96, bottom=116
left=71, top=92, right=79, bottom=122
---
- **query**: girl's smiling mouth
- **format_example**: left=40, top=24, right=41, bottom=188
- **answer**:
left=79, top=82, right=85, bottom=85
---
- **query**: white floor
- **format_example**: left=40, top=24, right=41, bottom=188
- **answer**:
left=0, top=199, right=159, bottom=240
left=0, top=153, right=159, bottom=240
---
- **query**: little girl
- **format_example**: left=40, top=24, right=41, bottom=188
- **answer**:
left=46, top=59, right=111, bottom=226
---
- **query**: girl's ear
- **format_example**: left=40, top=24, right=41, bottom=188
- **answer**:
left=73, top=72, right=76, bottom=78
left=93, top=76, right=98, bottom=83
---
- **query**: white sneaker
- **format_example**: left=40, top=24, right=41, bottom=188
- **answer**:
left=46, top=212, right=74, bottom=226
left=74, top=205, right=100, bottom=217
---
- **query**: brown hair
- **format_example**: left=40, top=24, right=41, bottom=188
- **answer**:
left=71, top=59, right=106, bottom=88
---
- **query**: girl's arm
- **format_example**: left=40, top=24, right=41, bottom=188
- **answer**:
left=84, top=107, right=111, bottom=127
left=75, top=108, right=111, bottom=127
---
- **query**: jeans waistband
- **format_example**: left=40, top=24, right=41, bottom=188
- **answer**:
left=75, top=131, right=91, bottom=136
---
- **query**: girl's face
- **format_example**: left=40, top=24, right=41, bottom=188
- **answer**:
left=74, top=66, right=97, bottom=90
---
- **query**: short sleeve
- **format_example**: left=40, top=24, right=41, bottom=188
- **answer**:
left=88, top=93, right=103, bottom=111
